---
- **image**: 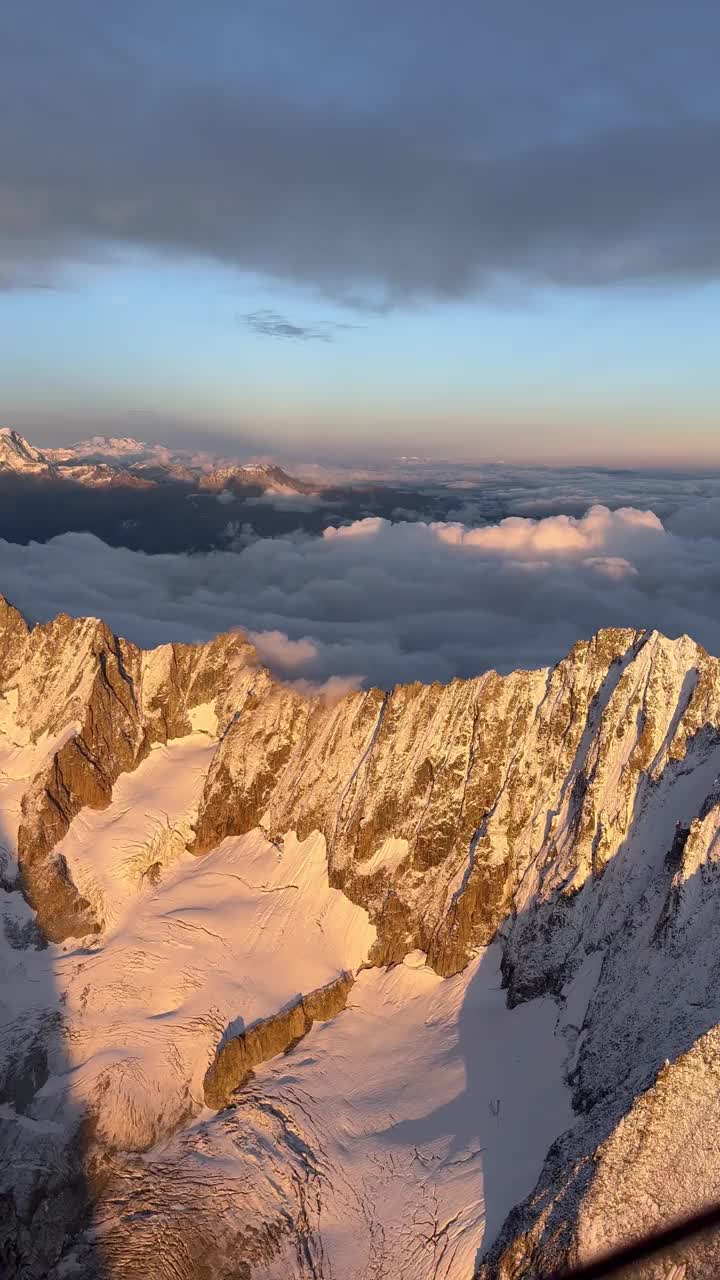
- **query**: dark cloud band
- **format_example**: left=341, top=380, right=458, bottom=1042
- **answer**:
left=2, top=2, right=720, bottom=300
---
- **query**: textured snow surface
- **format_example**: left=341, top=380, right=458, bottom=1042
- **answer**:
left=91, top=945, right=572, bottom=1278
left=43, top=739, right=375, bottom=1150
left=0, top=722, right=571, bottom=1275
left=233, top=944, right=571, bottom=1277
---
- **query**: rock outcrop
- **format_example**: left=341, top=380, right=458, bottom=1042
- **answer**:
left=477, top=1023, right=720, bottom=1279
left=204, top=971, right=355, bottom=1109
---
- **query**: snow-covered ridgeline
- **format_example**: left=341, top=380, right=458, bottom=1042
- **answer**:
left=5, top=598, right=720, bottom=1274
left=1, top=427, right=314, bottom=494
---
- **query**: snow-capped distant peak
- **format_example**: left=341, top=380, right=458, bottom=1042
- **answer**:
left=1, top=426, right=316, bottom=496
left=0, top=426, right=44, bottom=459
left=0, top=427, right=57, bottom=476
left=46, top=434, right=156, bottom=464
left=198, top=460, right=315, bottom=495
left=84, top=435, right=149, bottom=454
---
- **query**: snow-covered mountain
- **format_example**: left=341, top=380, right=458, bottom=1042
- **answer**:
left=2, top=428, right=313, bottom=497
left=0, top=426, right=59, bottom=478
left=45, top=435, right=162, bottom=464
left=3, top=603, right=720, bottom=1276
left=198, top=461, right=314, bottom=495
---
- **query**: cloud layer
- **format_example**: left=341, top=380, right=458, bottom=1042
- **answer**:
left=2, top=2, right=720, bottom=300
left=4, top=503, right=720, bottom=688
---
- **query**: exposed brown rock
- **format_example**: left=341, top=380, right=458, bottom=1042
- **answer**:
left=191, top=627, right=649, bottom=975
left=0, top=595, right=29, bottom=679
left=204, top=971, right=355, bottom=1109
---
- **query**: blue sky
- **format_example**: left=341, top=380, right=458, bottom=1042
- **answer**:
left=3, top=258, right=719, bottom=465
left=2, top=2, right=719, bottom=464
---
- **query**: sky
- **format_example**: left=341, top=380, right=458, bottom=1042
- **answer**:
left=1, top=1, right=720, bottom=464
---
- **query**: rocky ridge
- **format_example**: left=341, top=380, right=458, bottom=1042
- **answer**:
left=4, top=599, right=720, bottom=1274
left=203, top=970, right=355, bottom=1109
left=2, top=597, right=260, bottom=942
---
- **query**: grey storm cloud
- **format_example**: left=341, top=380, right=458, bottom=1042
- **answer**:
left=5, top=501, right=720, bottom=690
left=2, top=1, right=720, bottom=301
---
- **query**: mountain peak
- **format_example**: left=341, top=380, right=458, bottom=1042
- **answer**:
left=198, top=460, right=315, bottom=495
left=0, top=427, right=57, bottom=476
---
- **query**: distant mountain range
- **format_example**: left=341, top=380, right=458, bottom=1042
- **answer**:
left=1, top=426, right=487, bottom=554
left=0, top=427, right=343, bottom=551
left=0, top=427, right=314, bottom=497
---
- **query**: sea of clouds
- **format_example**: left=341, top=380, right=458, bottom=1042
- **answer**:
left=4, top=493, right=720, bottom=689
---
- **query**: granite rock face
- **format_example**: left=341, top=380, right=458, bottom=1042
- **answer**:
left=191, top=628, right=656, bottom=977
left=4, top=596, right=663, bottom=981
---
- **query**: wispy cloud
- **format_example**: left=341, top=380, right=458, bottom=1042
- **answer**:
left=242, top=309, right=334, bottom=342
left=240, top=309, right=361, bottom=342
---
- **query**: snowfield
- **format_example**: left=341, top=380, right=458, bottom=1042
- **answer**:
left=1, top=723, right=571, bottom=1275
left=221, top=944, right=572, bottom=1277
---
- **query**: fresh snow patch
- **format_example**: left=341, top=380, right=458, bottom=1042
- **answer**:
left=188, top=701, right=219, bottom=736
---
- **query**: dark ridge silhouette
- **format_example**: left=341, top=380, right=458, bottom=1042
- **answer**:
left=0, top=472, right=498, bottom=554
left=1, top=467, right=662, bottom=559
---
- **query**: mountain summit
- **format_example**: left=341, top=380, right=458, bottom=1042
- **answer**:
left=0, top=426, right=58, bottom=477
left=2, top=604, right=720, bottom=1276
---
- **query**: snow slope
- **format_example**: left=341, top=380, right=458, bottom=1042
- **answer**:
left=38, top=737, right=374, bottom=1151
left=1, top=729, right=571, bottom=1278
left=0, top=659, right=573, bottom=1276
left=236, top=945, right=572, bottom=1278
left=95, top=945, right=571, bottom=1279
